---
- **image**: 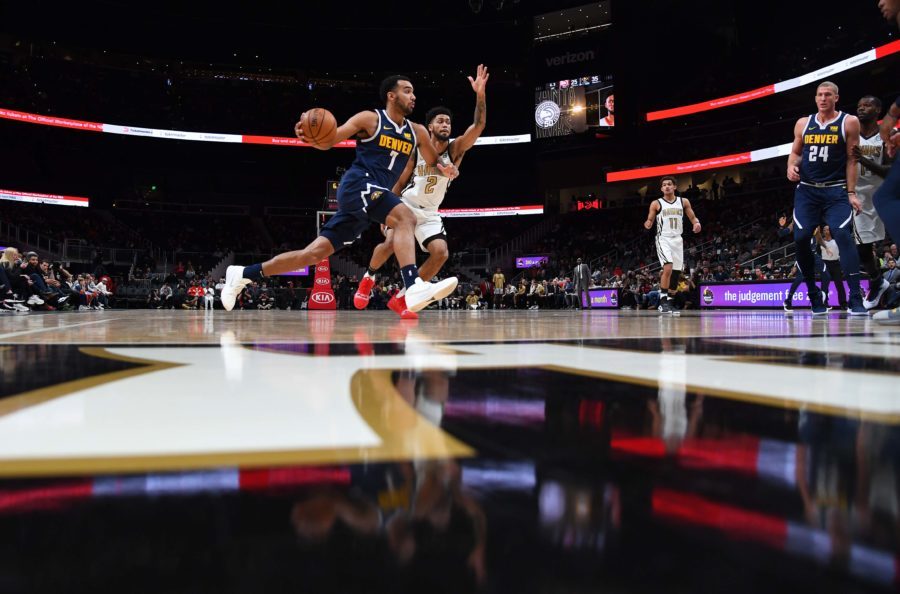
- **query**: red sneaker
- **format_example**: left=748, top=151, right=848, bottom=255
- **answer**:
left=354, top=275, right=376, bottom=310
left=388, top=294, right=418, bottom=320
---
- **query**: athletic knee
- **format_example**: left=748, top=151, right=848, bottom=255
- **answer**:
left=430, top=243, right=449, bottom=263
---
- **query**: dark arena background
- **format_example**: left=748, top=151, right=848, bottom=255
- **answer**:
left=1, top=1, right=899, bottom=592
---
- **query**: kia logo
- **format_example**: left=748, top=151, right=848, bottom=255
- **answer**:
left=316, top=266, right=329, bottom=273
left=311, top=292, right=335, bottom=304
left=315, top=278, right=329, bottom=286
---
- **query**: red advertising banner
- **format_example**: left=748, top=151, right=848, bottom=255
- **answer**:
left=308, top=259, right=337, bottom=310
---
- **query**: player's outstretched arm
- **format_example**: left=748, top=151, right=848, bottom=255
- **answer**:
left=683, top=198, right=701, bottom=233
left=413, top=123, right=460, bottom=180
left=643, top=201, right=660, bottom=230
left=450, top=64, right=489, bottom=161
left=880, top=99, right=900, bottom=147
left=787, top=117, right=806, bottom=182
left=294, top=110, right=378, bottom=149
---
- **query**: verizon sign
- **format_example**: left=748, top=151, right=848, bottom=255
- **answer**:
left=545, top=50, right=595, bottom=67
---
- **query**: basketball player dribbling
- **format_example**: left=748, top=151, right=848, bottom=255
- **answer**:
left=218, top=75, right=459, bottom=315
left=353, top=65, right=489, bottom=319
left=643, top=176, right=701, bottom=315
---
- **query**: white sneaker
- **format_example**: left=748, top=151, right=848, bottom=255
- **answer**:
left=221, top=265, right=251, bottom=311
left=26, top=295, right=44, bottom=306
left=79, top=305, right=89, bottom=311
left=864, top=279, right=890, bottom=310
left=405, top=277, right=458, bottom=313
left=11, top=302, right=29, bottom=312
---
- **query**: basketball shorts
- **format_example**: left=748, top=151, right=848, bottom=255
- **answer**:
left=793, top=183, right=853, bottom=236
left=401, top=198, right=447, bottom=252
left=319, top=170, right=403, bottom=252
left=655, top=235, right=684, bottom=270
left=853, top=186, right=886, bottom=244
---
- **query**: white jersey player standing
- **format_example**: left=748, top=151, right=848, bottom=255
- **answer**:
left=853, top=95, right=893, bottom=309
left=354, top=64, right=489, bottom=319
left=643, top=176, right=701, bottom=315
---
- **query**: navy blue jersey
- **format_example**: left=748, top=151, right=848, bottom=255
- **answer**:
left=799, top=112, right=848, bottom=184
left=349, top=109, right=418, bottom=189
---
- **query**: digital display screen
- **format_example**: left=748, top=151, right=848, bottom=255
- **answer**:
left=516, top=256, right=549, bottom=269
left=275, top=267, right=309, bottom=277
left=699, top=280, right=871, bottom=308
left=534, top=74, right=614, bottom=139
left=581, top=288, right=619, bottom=309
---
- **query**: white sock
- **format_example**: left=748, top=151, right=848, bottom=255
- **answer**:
left=397, top=288, right=407, bottom=298
left=364, top=271, right=375, bottom=279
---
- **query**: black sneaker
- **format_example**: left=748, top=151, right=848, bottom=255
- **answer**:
left=659, top=301, right=673, bottom=314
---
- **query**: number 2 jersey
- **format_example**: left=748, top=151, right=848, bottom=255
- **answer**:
left=401, top=142, right=454, bottom=210
left=799, top=111, right=848, bottom=184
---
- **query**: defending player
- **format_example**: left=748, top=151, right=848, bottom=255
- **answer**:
left=853, top=95, right=892, bottom=309
left=219, top=75, right=458, bottom=314
left=353, top=65, right=488, bottom=318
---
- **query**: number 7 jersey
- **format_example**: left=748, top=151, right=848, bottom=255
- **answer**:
left=402, top=142, right=454, bottom=210
left=800, top=111, right=848, bottom=184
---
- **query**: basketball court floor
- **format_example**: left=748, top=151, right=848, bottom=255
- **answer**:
left=0, top=309, right=897, bottom=592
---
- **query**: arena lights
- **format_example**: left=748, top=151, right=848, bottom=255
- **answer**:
left=606, top=143, right=793, bottom=182
left=0, top=188, right=89, bottom=207
left=646, top=39, right=900, bottom=121
left=438, top=205, right=543, bottom=218
left=0, top=107, right=531, bottom=148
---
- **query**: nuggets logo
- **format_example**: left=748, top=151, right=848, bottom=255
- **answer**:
left=702, top=288, right=714, bottom=305
left=829, top=125, right=839, bottom=132
left=403, top=133, right=411, bottom=140
left=370, top=191, right=383, bottom=201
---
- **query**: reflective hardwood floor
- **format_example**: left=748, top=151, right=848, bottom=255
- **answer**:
left=0, top=309, right=897, bottom=593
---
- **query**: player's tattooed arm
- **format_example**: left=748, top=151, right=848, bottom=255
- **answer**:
left=450, top=64, right=489, bottom=160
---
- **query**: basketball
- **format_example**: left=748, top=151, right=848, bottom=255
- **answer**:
left=302, top=108, right=337, bottom=149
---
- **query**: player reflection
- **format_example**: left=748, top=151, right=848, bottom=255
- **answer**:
left=646, top=338, right=703, bottom=453
left=290, top=367, right=487, bottom=587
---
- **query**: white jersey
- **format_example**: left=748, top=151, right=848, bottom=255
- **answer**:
left=656, top=196, right=684, bottom=238
left=857, top=132, right=885, bottom=195
left=401, top=143, right=454, bottom=210
left=854, top=131, right=888, bottom=244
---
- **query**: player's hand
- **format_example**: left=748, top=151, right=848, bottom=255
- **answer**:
left=787, top=164, right=801, bottom=182
left=692, top=222, right=702, bottom=234
left=849, top=194, right=862, bottom=213
left=437, top=162, right=459, bottom=180
left=643, top=220, right=653, bottom=230
left=468, top=64, right=489, bottom=95
left=294, top=113, right=309, bottom=142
